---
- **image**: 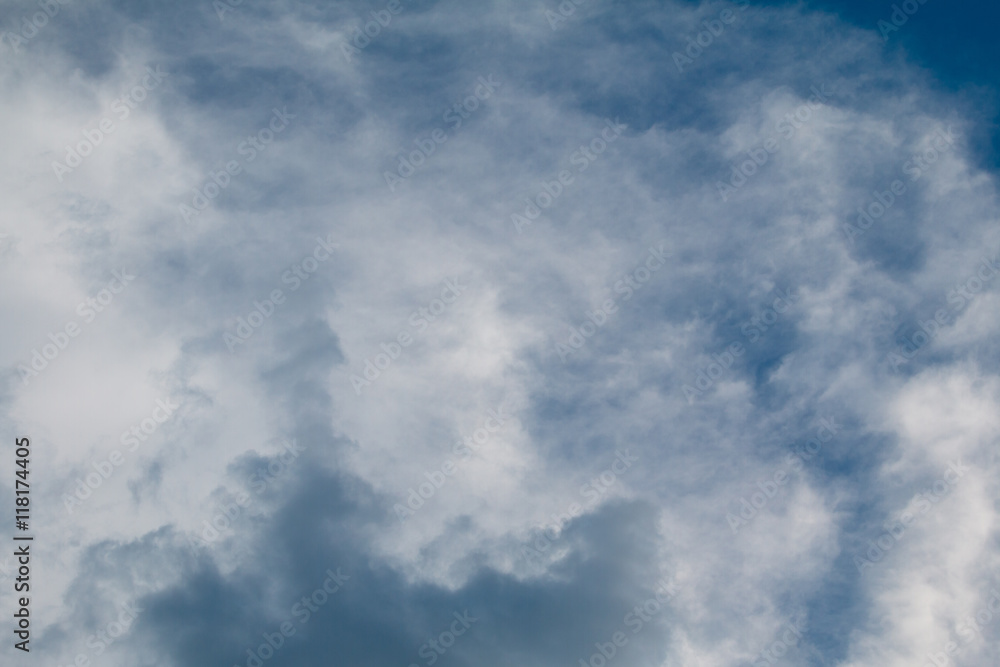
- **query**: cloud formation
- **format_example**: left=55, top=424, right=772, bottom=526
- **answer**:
left=1, top=1, right=999, bottom=666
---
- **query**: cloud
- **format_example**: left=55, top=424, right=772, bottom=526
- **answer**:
left=1, top=0, right=999, bottom=665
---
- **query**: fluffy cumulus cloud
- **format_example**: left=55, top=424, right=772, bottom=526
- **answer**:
left=1, top=0, right=999, bottom=665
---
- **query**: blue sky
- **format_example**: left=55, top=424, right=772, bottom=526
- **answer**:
left=777, top=0, right=1000, bottom=168
left=1, top=1, right=1000, bottom=666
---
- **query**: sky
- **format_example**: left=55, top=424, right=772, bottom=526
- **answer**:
left=1, top=1, right=1000, bottom=666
